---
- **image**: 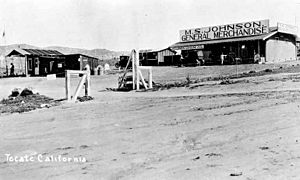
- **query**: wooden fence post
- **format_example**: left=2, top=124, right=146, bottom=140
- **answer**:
left=85, top=64, right=91, bottom=96
left=138, top=70, right=148, bottom=89
left=149, top=68, right=153, bottom=88
left=119, top=49, right=153, bottom=91
left=65, top=70, right=71, bottom=101
left=65, top=68, right=90, bottom=102
left=133, top=50, right=138, bottom=90
left=72, top=73, right=87, bottom=102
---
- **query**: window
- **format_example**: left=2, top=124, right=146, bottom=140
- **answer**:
left=28, top=58, right=32, bottom=70
left=34, top=57, right=39, bottom=67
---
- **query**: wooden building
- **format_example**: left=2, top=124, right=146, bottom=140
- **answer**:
left=6, top=49, right=65, bottom=76
left=170, top=20, right=298, bottom=65
left=6, top=49, right=100, bottom=76
left=64, top=54, right=100, bottom=75
left=139, top=48, right=177, bottom=66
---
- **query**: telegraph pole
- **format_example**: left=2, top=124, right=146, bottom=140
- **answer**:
left=2, top=24, right=8, bottom=76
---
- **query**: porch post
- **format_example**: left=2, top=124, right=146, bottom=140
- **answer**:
left=237, top=42, right=240, bottom=57
left=79, top=55, right=83, bottom=71
left=258, top=40, right=260, bottom=54
left=25, top=55, right=28, bottom=77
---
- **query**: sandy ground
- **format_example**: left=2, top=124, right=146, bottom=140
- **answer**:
left=1, top=63, right=300, bottom=180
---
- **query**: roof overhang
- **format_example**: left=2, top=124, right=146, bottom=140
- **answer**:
left=6, top=49, right=30, bottom=57
left=140, top=47, right=176, bottom=54
left=65, top=54, right=99, bottom=60
left=262, top=31, right=277, bottom=40
left=22, top=49, right=64, bottom=56
left=170, top=33, right=271, bottom=50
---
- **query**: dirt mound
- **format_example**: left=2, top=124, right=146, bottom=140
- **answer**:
left=0, top=94, right=60, bottom=114
left=20, top=88, right=34, bottom=96
left=77, top=96, right=94, bottom=102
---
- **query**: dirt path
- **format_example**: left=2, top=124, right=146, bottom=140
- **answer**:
left=1, top=65, right=300, bottom=179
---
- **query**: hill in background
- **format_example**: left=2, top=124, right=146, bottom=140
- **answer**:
left=0, top=44, right=129, bottom=60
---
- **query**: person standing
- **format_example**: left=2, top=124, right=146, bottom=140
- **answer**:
left=10, top=63, right=15, bottom=76
left=104, top=63, right=110, bottom=74
left=254, top=52, right=261, bottom=63
left=220, top=53, right=225, bottom=65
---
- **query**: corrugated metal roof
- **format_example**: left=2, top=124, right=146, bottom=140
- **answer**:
left=22, top=49, right=64, bottom=56
left=139, top=47, right=176, bottom=53
left=139, top=49, right=153, bottom=53
left=6, top=48, right=64, bottom=57
left=6, top=48, right=30, bottom=56
left=65, top=53, right=99, bottom=60
left=170, top=33, right=271, bottom=50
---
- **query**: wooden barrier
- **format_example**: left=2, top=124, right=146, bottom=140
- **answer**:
left=118, top=50, right=135, bottom=89
left=118, top=49, right=153, bottom=90
left=65, top=64, right=91, bottom=102
left=132, top=50, right=153, bottom=90
left=136, top=66, right=153, bottom=90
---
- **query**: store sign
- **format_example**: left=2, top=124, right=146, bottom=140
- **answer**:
left=173, top=44, right=204, bottom=50
left=277, top=22, right=298, bottom=35
left=180, top=19, right=269, bottom=42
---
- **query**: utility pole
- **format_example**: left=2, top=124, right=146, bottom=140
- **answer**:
left=2, top=24, right=8, bottom=76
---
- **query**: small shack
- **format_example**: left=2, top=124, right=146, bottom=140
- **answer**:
left=64, top=54, right=100, bottom=75
left=139, top=48, right=177, bottom=66
left=5, top=50, right=100, bottom=76
left=6, top=48, right=65, bottom=76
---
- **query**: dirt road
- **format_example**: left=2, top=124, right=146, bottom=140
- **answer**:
left=1, top=64, right=300, bottom=180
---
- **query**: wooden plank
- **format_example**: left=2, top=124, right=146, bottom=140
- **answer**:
left=138, top=66, right=152, bottom=70
left=149, top=68, right=153, bottom=89
left=65, top=71, right=71, bottom=101
left=72, top=74, right=87, bottom=102
left=118, top=50, right=133, bottom=89
left=134, top=50, right=139, bottom=90
left=25, top=56, right=28, bottom=77
left=67, top=70, right=87, bottom=74
left=79, top=56, right=83, bottom=71
left=85, top=65, right=91, bottom=96
left=132, top=50, right=136, bottom=90
left=138, top=70, right=148, bottom=89
left=136, top=68, right=140, bottom=90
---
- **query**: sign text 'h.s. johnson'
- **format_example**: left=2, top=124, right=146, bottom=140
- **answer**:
left=180, top=20, right=269, bottom=42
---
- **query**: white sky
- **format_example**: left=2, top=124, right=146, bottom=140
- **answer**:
left=0, top=0, right=299, bottom=51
